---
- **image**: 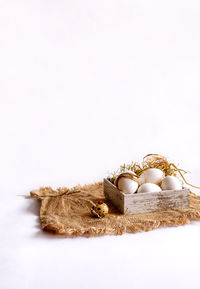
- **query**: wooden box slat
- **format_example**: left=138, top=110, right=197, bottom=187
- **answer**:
left=104, top=178, right=190, bottom=214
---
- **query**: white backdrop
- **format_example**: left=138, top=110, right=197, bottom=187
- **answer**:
left=0, top=1, right=200, bottom=289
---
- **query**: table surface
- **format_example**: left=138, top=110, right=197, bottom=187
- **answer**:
left=1, top=184, right=200, bottom=289
left=1, top=0, right=200, bottom=288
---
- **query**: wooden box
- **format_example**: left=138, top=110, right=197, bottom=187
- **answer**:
left=104, top=178, right=190, bottom=214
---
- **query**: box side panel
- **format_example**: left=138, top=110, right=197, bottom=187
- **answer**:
left=103, top=179, right=124, bottom=213
left=124, top=189, right=190, bottom=214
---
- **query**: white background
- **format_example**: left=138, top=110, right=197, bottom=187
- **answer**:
left=0, top=1, right=200, bottom=288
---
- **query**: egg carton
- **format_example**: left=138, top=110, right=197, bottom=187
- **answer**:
left=104, top=178, right=190, bottom=214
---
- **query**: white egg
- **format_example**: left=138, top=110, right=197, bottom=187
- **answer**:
left=139, top=168, right=164, bottom=185
left=161, top=176, right=182, bottom=191
left=117, top=177, right=138, bottom=194
left=137, top=183, right=161, bottom=193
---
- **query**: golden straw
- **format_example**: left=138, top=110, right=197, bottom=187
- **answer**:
left=169, top=163, right=200, bottom=189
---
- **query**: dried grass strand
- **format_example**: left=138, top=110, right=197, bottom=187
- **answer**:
left=169, top=163, right=200, bottom=189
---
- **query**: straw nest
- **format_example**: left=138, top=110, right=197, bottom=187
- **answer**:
left=109, top=154, right=183, bottom=184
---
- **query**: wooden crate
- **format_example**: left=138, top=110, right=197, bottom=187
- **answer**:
left=104, top=178, right=190, bottom=214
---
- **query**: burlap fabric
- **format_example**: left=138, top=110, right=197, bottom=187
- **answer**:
left=30, top=182, right=200, bottom=237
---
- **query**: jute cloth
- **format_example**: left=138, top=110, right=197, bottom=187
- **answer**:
left=30, top=182, right=200, bottom=237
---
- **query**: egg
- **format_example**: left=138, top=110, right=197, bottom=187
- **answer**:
left=139, top=168, right=164, bottom=185
left=137, top=183, right=161, bottom=193
left=116, top=172, right=138, bottom=194
left=91, top=201, right=109, bottom=218
left=161, top=176, right=182, bottom=191
left=118, top=177, right=138, bottom=194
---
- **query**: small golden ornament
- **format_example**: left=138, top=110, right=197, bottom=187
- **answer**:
left=91, top=201, right=109, bottom=218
